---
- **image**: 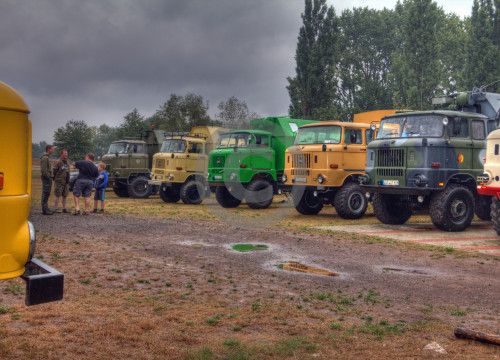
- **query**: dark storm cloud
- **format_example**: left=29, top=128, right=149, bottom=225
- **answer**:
left=0, top=0, right=305, bottom=141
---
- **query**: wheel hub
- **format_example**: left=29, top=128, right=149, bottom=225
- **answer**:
left=451, top=199, right=466, bottom=218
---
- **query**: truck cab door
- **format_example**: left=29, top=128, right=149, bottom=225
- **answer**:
left=471, top=119, right=487, bottom=178
left=342, top=128, right=366, bottom=171
left=447, top=118, right=472, bottom=173
left=186, top=142, right=206, bottom=175
left=250, top=135, right=274, bottom=171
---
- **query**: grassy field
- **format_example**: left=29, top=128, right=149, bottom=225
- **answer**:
left=0, top=171, right=497, bottom=359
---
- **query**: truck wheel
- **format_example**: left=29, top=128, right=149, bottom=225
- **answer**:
left=113, top=183, right=129, bottom=198
left=475, top=195, right=492, bottom=221
left=293, top=190, right=323, bottom=215
left=245, top=179, right=273, bottom=209
left=216, top=186, right=242, bottom=208
left=159, top=187, right=180, bottom=203
left=429, top=184, right=474, bottom=232
left=180, top=180, right=203, bottom=205
left=372, top=193, right=412, bottom=225
left=333, top=182, right=368, bottom=219
left=491, top=197, right=500, bottom=235
left=127, top=176, right=152, bottom=199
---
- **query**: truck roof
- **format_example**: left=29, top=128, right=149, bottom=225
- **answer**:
left=111, top=139, right=146, bottom=144
left=297, top=121, right=374, bottom=130
left=353, top=110, right=400, bottom=124
left=221, top=129, right=271, bottom=136
left=383, top=110, right=489, bottom=120
left=0, top=81, right=29, bottom=114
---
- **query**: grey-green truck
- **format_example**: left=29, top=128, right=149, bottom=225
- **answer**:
left=102, top=128, right=165, bottom=198
left=359, top=89, right=500, bottom=231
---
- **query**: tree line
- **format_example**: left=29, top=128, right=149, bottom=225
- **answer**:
left=34, top=0, right=500, bottom=160
left=287, top=0, right=500, bottom=121
left=32, top=95, right=258, bottom=161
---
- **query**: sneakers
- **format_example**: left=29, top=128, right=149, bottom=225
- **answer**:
left=62, top=209, right=71, bottom=213
left=91, top=209, right=98, bottom=213
left=54, top=208, right=62, bottom=213
left=42, top=210, right=54, bottom=215
left=100, top=209, right=105, bottom=213
left=73, top=210, right=81, bottom=215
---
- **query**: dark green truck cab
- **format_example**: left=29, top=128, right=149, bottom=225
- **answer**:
left=360, top=89, right=499, bottom=231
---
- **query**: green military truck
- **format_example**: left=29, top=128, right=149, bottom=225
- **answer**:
left=360, top=89, right=500, bottom=231
left=148, top=126, right=227, bottom=204
left=207, top=116, right=318, bottom=209
left=102, top=128, right=165, bottom=198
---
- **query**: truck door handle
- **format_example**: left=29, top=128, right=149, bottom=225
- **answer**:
left=361, top=148, right=366, bottom=151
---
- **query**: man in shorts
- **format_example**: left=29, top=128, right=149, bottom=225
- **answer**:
left=72, top=153, right=99, bottom=215
left=53, top=149, right=71, bottom=213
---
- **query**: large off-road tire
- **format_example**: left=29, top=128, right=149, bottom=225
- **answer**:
left=113, top=183, right=129, bottom=198
left=475, top=194, right=492, bottom=221
left=293, top=190, right=323, bottom=215
left=372, top=193, right=412, bottom=225
left=215, top=186, right=242, bottom=208
left=429, top=184, right=475, bottom=232
left=245, top=179, right=273, bottom=209
left=490, top=196, right=500, bottom=235
left=159, top=187, right=180, bottom=203
left=127, top=176, right=151, bottom=199
left=333, top=182, right=368, bottom=219
left=180, top=180, right=203, bottom=205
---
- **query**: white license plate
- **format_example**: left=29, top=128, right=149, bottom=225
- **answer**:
left=214, top=175, right=222, bottom=180
left=295, top=177, right=307, bottom=183
left=382, top=180, right=399, bottom=186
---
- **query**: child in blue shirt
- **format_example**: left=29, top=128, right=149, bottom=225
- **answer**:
left=92, top=163, right=108, bottom=213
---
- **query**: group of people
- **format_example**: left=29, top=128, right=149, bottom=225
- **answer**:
left=40, top=144, right=108, bottom=215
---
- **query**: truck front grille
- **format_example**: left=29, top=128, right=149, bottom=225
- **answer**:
left=376, top=168, right=403, bottom=177
left=292, top=153, right=311, bottom=169
left=291, top=169, right=309, bottom=176
left=376, top=149, right=405, bottom=168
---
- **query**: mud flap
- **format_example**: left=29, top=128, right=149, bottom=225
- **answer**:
left=21, top=258, right=64, bottom=306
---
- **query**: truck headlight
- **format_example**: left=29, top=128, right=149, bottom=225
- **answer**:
left=168, top=173, right=173, bottom=180
left=230, top=173, right=237, bottom=181
left=28, top=221, right=36, bottom=261
left=478, top=172, right=492, bottom=185
left=317, top=175, right=325, bottom=184
left=282, top=174, right=288, bottom=182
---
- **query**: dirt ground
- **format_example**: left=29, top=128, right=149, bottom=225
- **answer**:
left=1, top=175, right=500, bottom=359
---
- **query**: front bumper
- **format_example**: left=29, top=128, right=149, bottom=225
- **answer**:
left=360, top=184, right=433, bottom=196
left=21, top=258, right=64, bottom=306
left=477, top=185, right=500, bottom=198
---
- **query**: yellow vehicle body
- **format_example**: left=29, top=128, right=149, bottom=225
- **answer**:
left=284, top=121, right=373, bottom=189
left=353, top=109, right=400, bottom=124
left=149, top=126, right=227, bottom=204
left=283, top=119, right=377, bottom=218
left=0, top=81, right=33, bottom=279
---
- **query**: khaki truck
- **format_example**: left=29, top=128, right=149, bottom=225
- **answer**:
left=149, top=126, right=227, bottom=204
left=283, top=121, right=377, bottom=218
left=102, top=128, right=165, bottom=198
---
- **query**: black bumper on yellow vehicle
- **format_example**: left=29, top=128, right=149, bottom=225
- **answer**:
left=21, top=258, right=64, bottom=306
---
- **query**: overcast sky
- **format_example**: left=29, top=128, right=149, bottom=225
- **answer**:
left=0, top=0, right=473, bottom=143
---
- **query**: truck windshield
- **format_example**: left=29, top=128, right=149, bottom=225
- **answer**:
left=217, top=133, right=251, bottom=148
left=108, top=142, right=129, bottom=154
left=377, top=115, right=444, bottom=139
left=160, top=139, right=187, bottom=153
left=295, top=125, right=341, bottom=144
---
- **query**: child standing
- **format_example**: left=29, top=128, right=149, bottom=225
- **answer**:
left=92, top=163, right=108, bottom=213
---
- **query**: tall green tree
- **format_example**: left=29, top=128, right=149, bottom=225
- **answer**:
left=390, top=0, right=446, bottom=110
left=32, top=140, right=47, bottom=158
left=287, top=0, right=339, bottom=120
left=461, top=0, right=500, bottom=92
left=337, top=7, right=397, bottom=120
left=92, top=124, right=117, bottom=159
left=115, top=108, right=147, bottom=139
left=152, top=93, right=212, bottom=132
left=216, top=96, right=259, bottom=129
left=53, top=120, right=93, bottom=161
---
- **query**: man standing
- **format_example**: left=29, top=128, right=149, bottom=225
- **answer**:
left=40, top=144, right=55, bottom=215
left=72, top=153, right=99, bottom=215
left=53, top=149, right=71, bottom=213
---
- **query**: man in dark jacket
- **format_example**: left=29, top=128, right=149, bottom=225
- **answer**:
left=40, top=144, right=55, bottom=215
left=53, top=149, right=71, bottom=213
left=72, top=153, right=99, bottom=215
